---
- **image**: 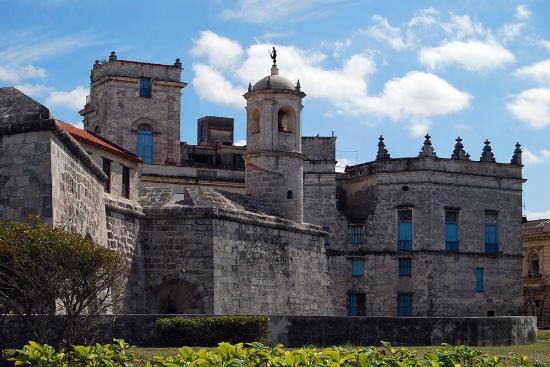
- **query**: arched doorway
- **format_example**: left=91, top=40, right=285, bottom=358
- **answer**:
left=150, top=279, right=204, bottom=314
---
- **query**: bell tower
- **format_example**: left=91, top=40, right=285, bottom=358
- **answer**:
left=244, top=49, right=306, bottom=222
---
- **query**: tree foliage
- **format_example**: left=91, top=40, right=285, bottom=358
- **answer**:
left=0, top=218, right=128, bottom=348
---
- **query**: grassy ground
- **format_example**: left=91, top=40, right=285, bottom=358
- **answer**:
left=129, top=330, right=550, bottom=365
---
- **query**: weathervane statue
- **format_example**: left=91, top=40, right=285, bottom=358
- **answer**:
left=269, top=46, right=277, bottom=66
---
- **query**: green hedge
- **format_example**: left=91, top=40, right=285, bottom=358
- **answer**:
left=154, top=315, right=270, bottom=347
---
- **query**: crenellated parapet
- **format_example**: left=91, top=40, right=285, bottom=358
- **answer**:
left=345, top=135, right=523, bottom=179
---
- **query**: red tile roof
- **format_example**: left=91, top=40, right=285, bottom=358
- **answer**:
left=58, top=121, right=142, bottom=162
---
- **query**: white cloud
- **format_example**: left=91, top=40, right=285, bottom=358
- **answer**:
left=0, top=64, right=46, bottom=83
left=515, top=5, right=532, bottom=21
left=362, top=15, right=408, bottom=51
left=418, top=40, right=515, bottom=72
left=234, top=139, right=247, bottom=146
left=220, top=0, right=338, bottom=24
left=336, top=158, right=355, bottom=172
left=541, top=40, right=550, bottom=52
left=192, top=32, right=471, bottom=136
left=525, top=210, right=550, bottom=221
left=192, top=31, right=243, bottom=69
left=498, top=23, right=524, bottom=44
left=522, top=149, right=550, bottom=165
left=441, top=14, right=487, bottom=39
left=45, top=85, right=87, bottom=111
left=515, top=59, right=550, bottom=84
left=192, top=64, right=244, bottom=108
left=507, top=88, right=550, bottom=128
left=13, top=83, right=51, bottom=97
left=365, top=71, right=471, bottom=121
left=0, top=34, right=95, bottom=64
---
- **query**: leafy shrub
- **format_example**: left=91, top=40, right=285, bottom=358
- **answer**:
left=154, top=316, right=270, bottom=347
left=9, top=340, right=549, bottom=367
left=10, top=339, right=133, bottom=367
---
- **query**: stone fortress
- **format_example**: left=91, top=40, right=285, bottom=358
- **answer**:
left=0, top=50, right=526, bottom=317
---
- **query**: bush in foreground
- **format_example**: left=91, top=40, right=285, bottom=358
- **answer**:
left=154, top=316, right=270, bottom=347
left=9, top=340, right=548, bottom=367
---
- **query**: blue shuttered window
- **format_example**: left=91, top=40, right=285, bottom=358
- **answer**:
left=350, top=225, right=364, bottom=245
left=140, top=77, right=151, bottom=97
left=399, top=258, right=411, bottom=276
left=137, top=127, right=154, bottom=164
left=476, top=267, right=484, bottom=292
left=398, top=210, right=412, bottom=250
left=445, top=210, right=459, bottom=251
left=347, top=293, right=365, bottom=316
left=485, top=211, right=498, bottom=254
left=352, top=259, right=364, bottom=277
left=398, top=293, right=412, bottom=316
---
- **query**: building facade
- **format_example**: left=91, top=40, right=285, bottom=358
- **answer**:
left=523, top=219, right=550, bottom=326
left=0, top=51, right=525, bottom=317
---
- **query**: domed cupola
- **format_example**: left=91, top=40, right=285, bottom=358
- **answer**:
left=243, top=47, right=306, bottom=223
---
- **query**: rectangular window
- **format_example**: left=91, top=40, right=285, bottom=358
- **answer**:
left=399, top=258, right=412, bottom=276
left=350, top=225, right=365, bottom=245
left=445, top=210, right=459, bottom=251
left=398, top=293, right=412, bottom=316
left=140, top=77, right=151, bottom=98
left=102, top=158, right=111, bottom=193
left=351, top=259, right=364, bottom=277
left=398, top=210, right=412, bottom=251
left=476, top=267, right=484, bottom=292
left=347, top=293, right=366, bottom=316
left=122, top=165, right=130, bottom=199
left=485, top=211, right=498, bottom=254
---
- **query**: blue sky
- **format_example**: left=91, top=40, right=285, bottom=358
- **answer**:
left=1, top=0, right=550, bottom=219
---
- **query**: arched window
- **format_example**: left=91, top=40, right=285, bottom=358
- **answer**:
left=529, top=253, right=540, bottom=277
left=277, top=107, right=295, bottom=133
left=278, top=110, right=289, bottom=132
left=249, top=108, right=260, bottom=134
left=136, top=125, right=153, bottom=164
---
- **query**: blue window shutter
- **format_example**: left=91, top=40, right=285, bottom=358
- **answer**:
left=399, top=258, right=411, bottom=276
left=137, top=128, right=154, bottom=164
left=485, top=224, right=498, bottom=253
left=352, top=260, right=364, bottom=276
left=140, top=78, right=151, bottom=97
left=398, top=294, right=412, bottom=316
left=476, top=267, right=484, bottom=292
left=445, top=223, right=459, bottom=251
left=347, top=294, right=358, bottom=316
left=398, top=222, right=412, bottom=250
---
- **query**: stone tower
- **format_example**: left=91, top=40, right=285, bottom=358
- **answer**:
left=244, top=58, right=306, bottom=222
left=80, top=51, right=187, bottom=165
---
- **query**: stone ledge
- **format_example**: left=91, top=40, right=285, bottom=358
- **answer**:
left=105, top=195, right=145, bottom=218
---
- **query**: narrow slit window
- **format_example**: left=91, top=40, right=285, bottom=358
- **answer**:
left=398, top=210, right=412, bottom=251
left=476, top=267, right=484, bottom=292
left=485, top=211, right=498, bottom=254
left=122, top=165, right=130, bottom=199
left=102, top=158, right=111, bottom=193
left=287, top=190, right=293, bottom=199
left=445, top=210, right=459, bottom=251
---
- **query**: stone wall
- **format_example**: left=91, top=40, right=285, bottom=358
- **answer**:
left=0, top=315, right=537, bottom=348
left=50, top=135, right=107, bottom=245
left=0, top=131, right=53, bottom=221
left=212, top=218, right=333, bottom=315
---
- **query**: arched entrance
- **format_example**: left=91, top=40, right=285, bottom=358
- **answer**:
left=150, top=279, right=204, bottom=314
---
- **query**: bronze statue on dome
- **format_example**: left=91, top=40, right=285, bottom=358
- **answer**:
left=269, top=46, right=277, bottom=66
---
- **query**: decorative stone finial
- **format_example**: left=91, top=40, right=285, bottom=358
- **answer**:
left=418, top=134, right=437, bottom=157
left=511, top=142, right=522, bottom=165
left=248, top=82, right=252, bottom=92
left=296, top=79, right=301, bottom=91
left=109, top=51, right=117, bottom=61
left=269, top=46, right=277, bottom=66
left=174, top=58, right=182, bottom=68
left=480, top=139, right=496, bottom=163
left=271, top=65, right=279, bottom=76
left=376, top=135, right=391, bottom=161
left=451, top=137, right=470, bottom=160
